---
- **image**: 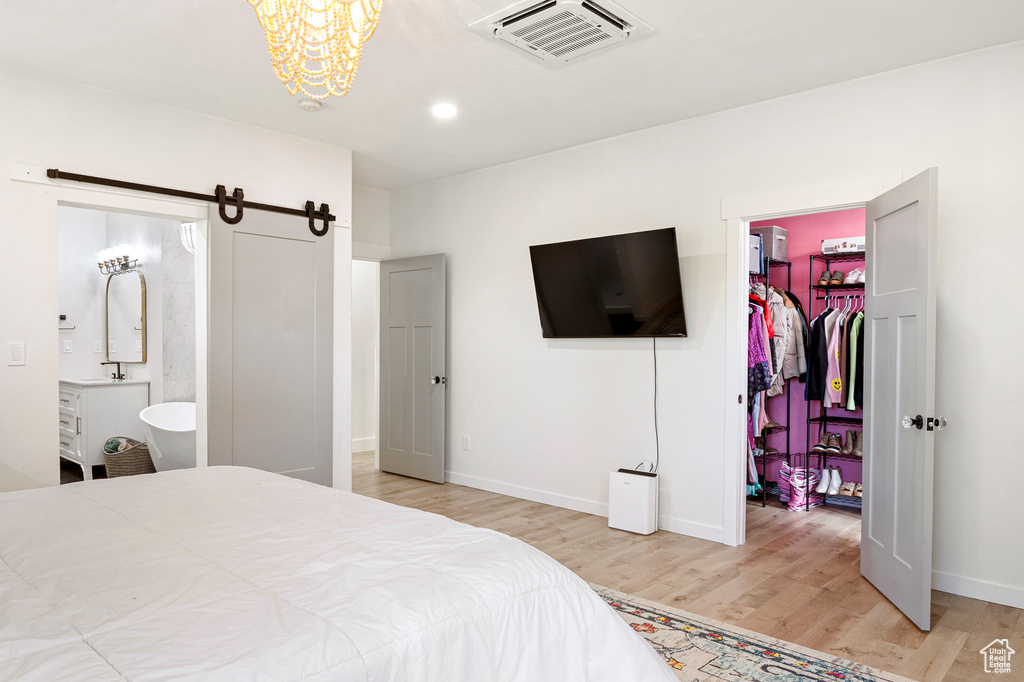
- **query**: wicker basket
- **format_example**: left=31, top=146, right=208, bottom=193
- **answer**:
left=103, top=437, right=156, bottom=477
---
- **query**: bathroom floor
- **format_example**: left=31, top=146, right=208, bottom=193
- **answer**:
left=59, top=458, right=107, bottom=485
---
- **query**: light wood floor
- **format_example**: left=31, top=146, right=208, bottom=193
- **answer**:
left=353, top=452, right=1021, bottom=681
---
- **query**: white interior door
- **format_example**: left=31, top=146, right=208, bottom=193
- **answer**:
left=209, top=210, right=334, bottom=486
left=861, top=167, right=938, bottom=631
left=378, top=254, right=446, bottom=483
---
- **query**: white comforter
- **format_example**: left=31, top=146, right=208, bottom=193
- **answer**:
left=0, top=466, right=675, bottom=681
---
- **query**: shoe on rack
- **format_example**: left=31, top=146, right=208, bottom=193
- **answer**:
left=828, top=466, right=843, bottom=495
left=825, top=433, right=842, bottom=454
left=764, top=420, right=782, bottom=431
left=841, top=430, right=854, bottom=456
left=829, top=271, right=846, bottom=286
left=815, top=467, right=831, bottom=494
left=811, top=432, right=831, bottom=453
left=816, top=271, right=831, bottom=286
left=854, top=483, right=863, bottom=497
left=856, top=269, right=866, bottom=284
left=843, top=268, right=864, bottom=285
left=839, top=481, right=856, bottom=496
left=852, top=430, right=864, bottom=457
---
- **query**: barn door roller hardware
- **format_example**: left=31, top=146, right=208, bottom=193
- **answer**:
left=46, top=169, right=335, bottom=237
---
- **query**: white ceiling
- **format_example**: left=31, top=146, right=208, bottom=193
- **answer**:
left=2, top=0, right=1023, bottom=189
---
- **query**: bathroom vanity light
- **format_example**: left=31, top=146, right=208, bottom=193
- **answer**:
left=97, top=255, right=140, bottom=276
left=179, top=222, right=197, bottom=255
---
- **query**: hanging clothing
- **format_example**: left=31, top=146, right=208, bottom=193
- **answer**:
left=846, top=312, right=865, bottom=410
left=765, top=288, right=792, bottom=397
left=823, top=307, right=845, bottom=407
left=785, top=290, right=811, bottom=382
left=748, top=305, right=772, bottom=402
left=805, top=307, right=832, bottom=401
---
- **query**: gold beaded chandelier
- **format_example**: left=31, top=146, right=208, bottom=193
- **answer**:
left=248, top=0, right=384, bottom=99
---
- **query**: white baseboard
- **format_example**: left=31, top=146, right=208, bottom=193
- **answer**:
left=445, top=471, right=726, bottom=544
left=933, top=571, right=1024, bottom=610
left=658, top=516, right=726, bottom=544
left=446, top=471, right=606, bottom=516
left=352, top=437, right=375, bottom=453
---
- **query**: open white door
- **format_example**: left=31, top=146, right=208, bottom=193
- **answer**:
left=378, top=254, right=447, bottom=483
left=208, top=210, right=334, bottom=486
left=861, top=168, right=938, bottom=631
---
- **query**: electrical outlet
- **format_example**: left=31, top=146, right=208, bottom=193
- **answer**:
left=93, top=340, right=103, bottom=353
left=462, top=435, right=471, bottom=451
left=136, top=340, right=142, bottom=353
left=62, top=340, right=73, bottom=354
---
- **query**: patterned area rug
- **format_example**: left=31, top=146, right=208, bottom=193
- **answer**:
left=592, top=585, right=913, bottom=681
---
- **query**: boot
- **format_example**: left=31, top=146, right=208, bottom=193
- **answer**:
left=841, top=430, right=854, bottom=456
left=815, top=467, right=831, bottom=494
left=825, top=433, right=841, bottom=454
left=852, top=430, right=864, bottom=457
left=828, top=466, right=842, bottom=495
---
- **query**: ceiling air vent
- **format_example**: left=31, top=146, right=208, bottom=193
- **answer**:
left=469, top=0, right=654, bottom=67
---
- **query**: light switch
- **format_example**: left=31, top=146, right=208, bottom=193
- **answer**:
left=135, top=340, right=142, bottom=353
left=62, top=340, right=73, bottom=354
left=7, top=342, right=26, bottom=366
left=108, top=340, right=117, bottom=354
left=93, top=340, right=103, bottom=353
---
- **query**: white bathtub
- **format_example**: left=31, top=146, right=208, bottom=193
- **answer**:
left=139, top=402, right=196, bottom=471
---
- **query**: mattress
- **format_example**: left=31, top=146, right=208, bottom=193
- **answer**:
left=0, top=466, right=675, bottom=681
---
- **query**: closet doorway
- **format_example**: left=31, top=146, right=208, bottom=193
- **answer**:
left=726, top=170, right=939, bottom=631
left=746, top=208, right=866, bottom=516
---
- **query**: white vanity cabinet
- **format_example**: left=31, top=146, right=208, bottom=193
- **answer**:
left=58, top=379, right=150, bottom=480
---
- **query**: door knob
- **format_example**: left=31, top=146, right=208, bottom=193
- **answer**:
left=902, top=415, right=923, bottom=430
left=430, top=376, right=446, bottom=385
left=929, top=416, right=948, bottom=431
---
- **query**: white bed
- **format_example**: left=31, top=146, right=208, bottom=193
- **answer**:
left=0, top=466, right=675, bottom=681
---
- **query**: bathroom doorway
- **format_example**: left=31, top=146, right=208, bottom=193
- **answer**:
left=54, top=188, right=208, bottom=483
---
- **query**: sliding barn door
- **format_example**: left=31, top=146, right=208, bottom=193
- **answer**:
left=378, top=254, right=446, bottom=483
left=861, top=168, right=938, bottom=631
left=209, top=210, right=334, bottom=485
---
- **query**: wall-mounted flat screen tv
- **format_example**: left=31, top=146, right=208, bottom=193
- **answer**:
left=529, top=227, right=687, bottom=338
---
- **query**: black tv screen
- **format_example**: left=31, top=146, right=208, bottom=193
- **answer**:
left=529, top=227, right=687, bottom=338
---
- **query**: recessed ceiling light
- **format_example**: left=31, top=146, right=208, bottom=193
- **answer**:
left=299, top=99, right=323, bottom=113
left=431, top=102, right=458, bottom=120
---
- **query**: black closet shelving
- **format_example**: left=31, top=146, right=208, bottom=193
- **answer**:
left=805, top=253, right=865, bottom=510
left=750, top=256, right=792, bottom=507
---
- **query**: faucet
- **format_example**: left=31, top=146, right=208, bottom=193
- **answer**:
left=100, top=361, right=126, bottom=380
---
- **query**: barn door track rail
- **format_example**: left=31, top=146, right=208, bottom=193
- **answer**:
left=46, top=169, right=335, bottom=236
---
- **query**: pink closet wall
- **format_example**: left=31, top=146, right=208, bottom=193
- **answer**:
left=751, top=208, right=865, bottom=488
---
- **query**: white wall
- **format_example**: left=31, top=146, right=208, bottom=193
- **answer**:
left=352, top=184, right=391, bottom=260
left=351, top=260, right=378, bottom=452
left=57, top=207, right=106, bottom=378
left=390, top=42, right=1024, bottom=607
left=0, top=64, right=353, bottom=488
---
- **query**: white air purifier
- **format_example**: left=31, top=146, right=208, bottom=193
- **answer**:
left=608, top=469, right=658, bottom=535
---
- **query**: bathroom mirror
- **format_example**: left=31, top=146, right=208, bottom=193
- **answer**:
left=106, top=270, right=147, bottom=363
